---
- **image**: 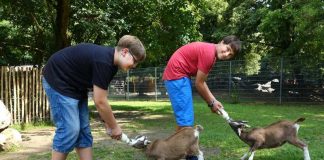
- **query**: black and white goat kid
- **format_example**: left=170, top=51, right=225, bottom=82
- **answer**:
left=229, top=118, right=311, bottom=160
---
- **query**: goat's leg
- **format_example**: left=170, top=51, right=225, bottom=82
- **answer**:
left=246, top=142, right=262, bottom=160
left=240, top=151, right=249, bottom=160
left=241, top=150, right=255, bottom=160
left=241, top=147, right=253, bottom=160
left=248, top=151, right=255, bottom=160
left=288, top=138, right=311, bottom=160
left=188, top=142, right=204, bottom=160
left=197, top=149, right=204, bottom=160
left=303, top=147, right=311, bottom=160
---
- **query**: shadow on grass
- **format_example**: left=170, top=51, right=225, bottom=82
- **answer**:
left=88, top=103, right=173, bottom=126
left=89, top=101, right=176, bottom=134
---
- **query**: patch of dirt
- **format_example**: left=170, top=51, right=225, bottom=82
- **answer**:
left=0, top=129, right=55, bottom=160
left=0, top=110, right=221, bottom=159
left=0, top=112, right=171, bottom=160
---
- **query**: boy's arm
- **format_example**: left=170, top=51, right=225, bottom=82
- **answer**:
left=93, top=85, right=122, bottom=139
left=195, top=70, right=223, bottom=113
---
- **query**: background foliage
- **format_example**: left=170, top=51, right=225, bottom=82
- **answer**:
left=0, top=0, right=323, bottom=75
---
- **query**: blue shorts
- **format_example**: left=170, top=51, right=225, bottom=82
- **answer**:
left=164, top=77, right=194, bottom=127
left=42, top=78, right=93, bottom=153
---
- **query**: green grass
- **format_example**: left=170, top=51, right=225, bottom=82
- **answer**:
left=28, top=99, right=324, bottom=160
left=11, top=121, right=54, bottom=132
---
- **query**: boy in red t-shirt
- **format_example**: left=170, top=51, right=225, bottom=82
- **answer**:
left=163, top=35, right=241, bottom=159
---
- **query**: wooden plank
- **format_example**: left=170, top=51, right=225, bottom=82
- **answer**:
left=40, top=68, right=45, bottom=120
left=41, top=68, right=45, bottom=120
left=12, top=67, right=17, bottom=123
left=21, top=67, right=25, bottom=123
left=8, top=67, right=12, bottom=119
left=27, top=67, right=31, bottom=123
left=4, top=67, right=8, bottom=107
left=25, top=67, right=29, bottom=123
left=17, top=67, right=21, bottom=123
left=43, top=67, right=49, bottom=120
left=1, top=67, right=4, bottom=103
left=38, top=68, right=42, bottom=120
left=35, top=67, right=39, bottom=120
left=32, top=67, right=35, bottom=122
left=0, top=66, right=3, bottom=101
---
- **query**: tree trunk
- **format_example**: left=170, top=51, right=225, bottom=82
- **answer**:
left=54, top=0, right=71, bottom=51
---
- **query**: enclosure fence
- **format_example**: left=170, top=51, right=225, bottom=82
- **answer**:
left=108, top=58, right=323, bottom=104
left=0, top=58, right=323, bottom=124
left=0, top=66, right=49, bottom=124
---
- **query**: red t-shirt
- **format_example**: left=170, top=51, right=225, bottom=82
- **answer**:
left=163, top=42, right=217, bottom=80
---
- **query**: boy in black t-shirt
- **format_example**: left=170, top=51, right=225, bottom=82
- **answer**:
left=42, top=35, right=146, bottom=160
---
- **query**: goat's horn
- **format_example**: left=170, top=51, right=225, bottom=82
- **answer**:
left=195, top=125, right=204, bottom=132
left=244, top=124, right=251, bottom=128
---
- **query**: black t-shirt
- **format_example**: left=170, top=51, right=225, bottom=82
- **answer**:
left=43, top=43, right=118, bottom=100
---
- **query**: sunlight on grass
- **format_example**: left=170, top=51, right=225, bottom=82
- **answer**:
left=89, top=100, right=172, bottom=112
left=25, top=100, right=324, bottom=160
left=12, top=121, right=53, bottom=131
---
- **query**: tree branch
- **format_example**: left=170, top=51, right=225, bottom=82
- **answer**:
left=0, top=42, right=45, bottom=53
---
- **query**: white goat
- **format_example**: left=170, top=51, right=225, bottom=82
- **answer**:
left=145, top=125, right=204, bottom=160
left=229, top=118, right=310, bottom=160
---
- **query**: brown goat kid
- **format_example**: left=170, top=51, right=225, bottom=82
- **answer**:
left=229, top=118, right=311, bottom=160
left=145, top=125, right=204, bottom=160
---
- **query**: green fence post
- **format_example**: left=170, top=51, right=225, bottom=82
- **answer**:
left=228, top=61, right=232, bottom=100
left=155, top=67, right=158, bottom=101
left=279, top=58, right=283, bottom=104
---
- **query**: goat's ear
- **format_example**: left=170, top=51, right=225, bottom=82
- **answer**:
left=195, top=125, right=204, bottom=132
left=243, top=124, right=251, bottom=128
left=237, top=120, right=249, bottom=127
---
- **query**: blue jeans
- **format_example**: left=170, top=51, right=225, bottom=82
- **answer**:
left=164, top=77, right=194, bottom=127
left=42, top=77, right=93, bottom=153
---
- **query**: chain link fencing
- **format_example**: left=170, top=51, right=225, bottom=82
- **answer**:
left=101, top=58, right=323, bottom=104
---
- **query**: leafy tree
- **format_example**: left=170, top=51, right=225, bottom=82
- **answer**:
left=0, top=0, right=204, bottom=66
left=219, top=0, right=323, bottom=76
left=113, top=0, right=203, bottom=66
left=0, top=0, right=52, bottom=65
left=0, top=0, right=322, bottom=73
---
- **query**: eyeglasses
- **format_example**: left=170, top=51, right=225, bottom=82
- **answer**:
left=128, top=49, right=138, bottom=65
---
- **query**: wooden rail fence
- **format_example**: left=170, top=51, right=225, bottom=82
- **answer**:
left=0, top=65, right=50, bottom=124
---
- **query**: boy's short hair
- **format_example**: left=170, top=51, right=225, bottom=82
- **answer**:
left=117, top=35, right=146, bottom=62
left=222, top=35, right=241, bottom=55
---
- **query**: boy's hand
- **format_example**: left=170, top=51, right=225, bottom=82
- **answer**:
left=210, top=100, right=223, bottom=114
left=106, top=125, right=123, bottom=140
left=111, top=125, right=122, bottom=140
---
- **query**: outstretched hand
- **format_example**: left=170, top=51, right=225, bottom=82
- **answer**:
left=210, top=99, right=223, bottom=114
left=105, top=124, right=122, bottom=140
left=110, top=126, right=122, bottom=140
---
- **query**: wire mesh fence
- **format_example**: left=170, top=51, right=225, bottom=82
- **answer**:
left=106, top=67, right=168, bottom=101
left=0, top=57, right=323, bottom=124
left=107, top=58, right=323, bottom=104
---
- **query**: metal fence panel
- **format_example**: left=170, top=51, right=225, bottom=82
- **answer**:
left=107, top=58, right=323, bottom=104
left=0, top=57, right=323, bottom=124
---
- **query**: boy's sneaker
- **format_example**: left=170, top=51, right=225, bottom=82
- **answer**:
left=185, top=155, right=198, bottom=160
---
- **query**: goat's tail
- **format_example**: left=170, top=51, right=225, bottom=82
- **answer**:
left=295, top=117, right=305, bottom=123
left=195, top=125, right=204, bottom=132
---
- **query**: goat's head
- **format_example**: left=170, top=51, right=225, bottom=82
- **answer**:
left=229, top=120, right=250, bottom=137
left=132, top=135, right=151, bottom=149
left=195, top=125, right=204, bottom=132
